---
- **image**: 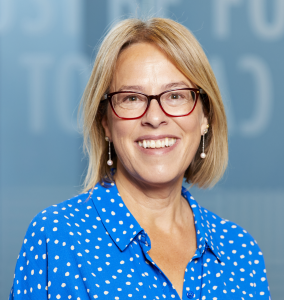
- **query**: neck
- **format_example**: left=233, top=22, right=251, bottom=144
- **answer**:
left=113, top=164, right=190, bottom=233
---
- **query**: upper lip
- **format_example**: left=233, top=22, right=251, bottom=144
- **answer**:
left=135, top=134, right=179, bottom=142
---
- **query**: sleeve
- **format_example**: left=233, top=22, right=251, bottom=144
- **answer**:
left=251, top=241, right=271, bottom=299
left=9, top=213, right=49, bottom=299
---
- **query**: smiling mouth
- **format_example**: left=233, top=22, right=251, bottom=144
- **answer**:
left=137, top=138, right=177, bottom=149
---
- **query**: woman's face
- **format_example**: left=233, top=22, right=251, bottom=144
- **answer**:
left=102, top=42, right=208, bottom=186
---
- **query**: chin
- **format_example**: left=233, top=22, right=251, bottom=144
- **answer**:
left=133, top=166, right=183, bottom=186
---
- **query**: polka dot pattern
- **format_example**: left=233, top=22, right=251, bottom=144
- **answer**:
left=9, top=182, right=271, bottom=299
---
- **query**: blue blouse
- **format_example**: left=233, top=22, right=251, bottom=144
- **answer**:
left=9, top=181, right=271, bottom=300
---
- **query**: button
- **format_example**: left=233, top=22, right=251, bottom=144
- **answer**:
left=186, top=291, right=194, bottom=299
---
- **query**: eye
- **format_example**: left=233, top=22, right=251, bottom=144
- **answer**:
left=122, top=94, right=141, bottom=102
left=168, top=93, right=185, bottom=100
left=170, top=93, right=180, bottom=99
left=127, top=96, right=138, bottom=101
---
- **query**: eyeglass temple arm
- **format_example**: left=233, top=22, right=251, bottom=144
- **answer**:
left=198, top=88, right=210, bottom=113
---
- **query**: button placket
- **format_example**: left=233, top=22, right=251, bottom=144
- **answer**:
left=184, top=256, right=203, bottom=300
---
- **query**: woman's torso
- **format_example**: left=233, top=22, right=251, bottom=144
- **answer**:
left=9, top=182, right=270, bottom=300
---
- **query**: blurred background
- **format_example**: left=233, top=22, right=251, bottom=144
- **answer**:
left=0, top=0, right=283, bottom=298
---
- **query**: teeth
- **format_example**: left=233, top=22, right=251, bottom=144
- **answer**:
left=138, top=138, right=177, bottom=149
left=156, top=140, right=161, bottom=148
left=165, top=137, right=169, bottom=147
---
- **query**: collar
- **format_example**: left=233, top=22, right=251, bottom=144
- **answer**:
left=90, top=181, right=223, bottom=261
left=182, top=187, right=223, bottom=262
left=90, top=181, right=143, bottom=252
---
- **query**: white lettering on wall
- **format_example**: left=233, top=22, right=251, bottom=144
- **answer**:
left=20, top=54, right=54, bottom=133
left=249, top=0, right=284, bottom=40
left=55, top=54, right=89, bottom=133
left=22, top=0, right=54, bottom=35
left=210, top=56, right=236, bottom=134
left=212, top=0, right=243, bottom=39
left=238, top=55, right=273, bottom=136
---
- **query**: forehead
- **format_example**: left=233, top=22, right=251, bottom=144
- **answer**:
left=118, top=42, right=166, bottom=60
left=116, top=42, right=177, bottom=71
left=112, top=42, right=192, bottom=91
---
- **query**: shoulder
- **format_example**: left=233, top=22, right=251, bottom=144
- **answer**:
left=187, top=195, right=270, bottom=296
left=196, top=203, right=268, bottom=284
left=183, top=186, right=266, bottom=267
left=24, top=191, right=96, bottom=243
left=10, top=191, right=101, bottom=298
left=199, top=204, right=270, bottom=295
left=199, top=203, right=263, bottom=258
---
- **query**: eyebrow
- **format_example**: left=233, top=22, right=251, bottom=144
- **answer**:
left=163, top=81, right=190, bottom=90
left=118, top=85, right=145, bottom=92
left=117, top=81, right=190, bottom=93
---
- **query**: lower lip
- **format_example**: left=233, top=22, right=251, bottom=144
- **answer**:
left=135, top=139, right=180, bottom=155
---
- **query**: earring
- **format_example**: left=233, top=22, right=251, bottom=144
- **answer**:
left=200, top=125, right=209, bottom=159
left=105, top=137, right=113, bottom=166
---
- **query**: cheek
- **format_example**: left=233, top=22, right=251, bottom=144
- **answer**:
left=110, top=120, right=140, bottom=169
left=109, top=117, right=137, bottom=147
left=181, top=102, right=206, bottom=134
left=112, top=124, right=128, bottom=139
left=107, top=108, right=132, bottom=141
left=179, top=114, right=201, bottom=133
left=177, top=114, right=203, bottom=159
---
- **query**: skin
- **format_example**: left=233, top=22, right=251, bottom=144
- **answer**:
left=102, top=42, right=208, bottom=299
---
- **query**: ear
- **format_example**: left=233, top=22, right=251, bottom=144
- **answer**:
left=101, top=114, right=112, bottom=141
left=200, top=114, right=209, bottom=135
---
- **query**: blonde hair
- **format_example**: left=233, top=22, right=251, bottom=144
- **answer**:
left=80, top=18, right=228, bottom=191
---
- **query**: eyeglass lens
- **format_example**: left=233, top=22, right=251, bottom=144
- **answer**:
left=111, top=89, right=197, bottom=118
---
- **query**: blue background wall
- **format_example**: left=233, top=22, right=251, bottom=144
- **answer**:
left=1, top=0, right=283, bottom=299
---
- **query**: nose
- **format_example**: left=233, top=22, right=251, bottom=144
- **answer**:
left=141, top=98, right=168, bottom=128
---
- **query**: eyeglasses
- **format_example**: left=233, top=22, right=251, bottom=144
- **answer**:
left=102, top=88, right=204, bottom=120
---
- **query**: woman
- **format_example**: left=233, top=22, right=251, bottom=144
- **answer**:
left=10, top=18, right=270, bottom=299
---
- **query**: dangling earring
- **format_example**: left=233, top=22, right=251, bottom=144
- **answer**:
left=200, top=125, right=209, bottom=159
left=105, top=137, right=113, bottom=166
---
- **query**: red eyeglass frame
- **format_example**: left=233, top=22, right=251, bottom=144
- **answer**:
left=102, top=88, right=205, bottom=120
